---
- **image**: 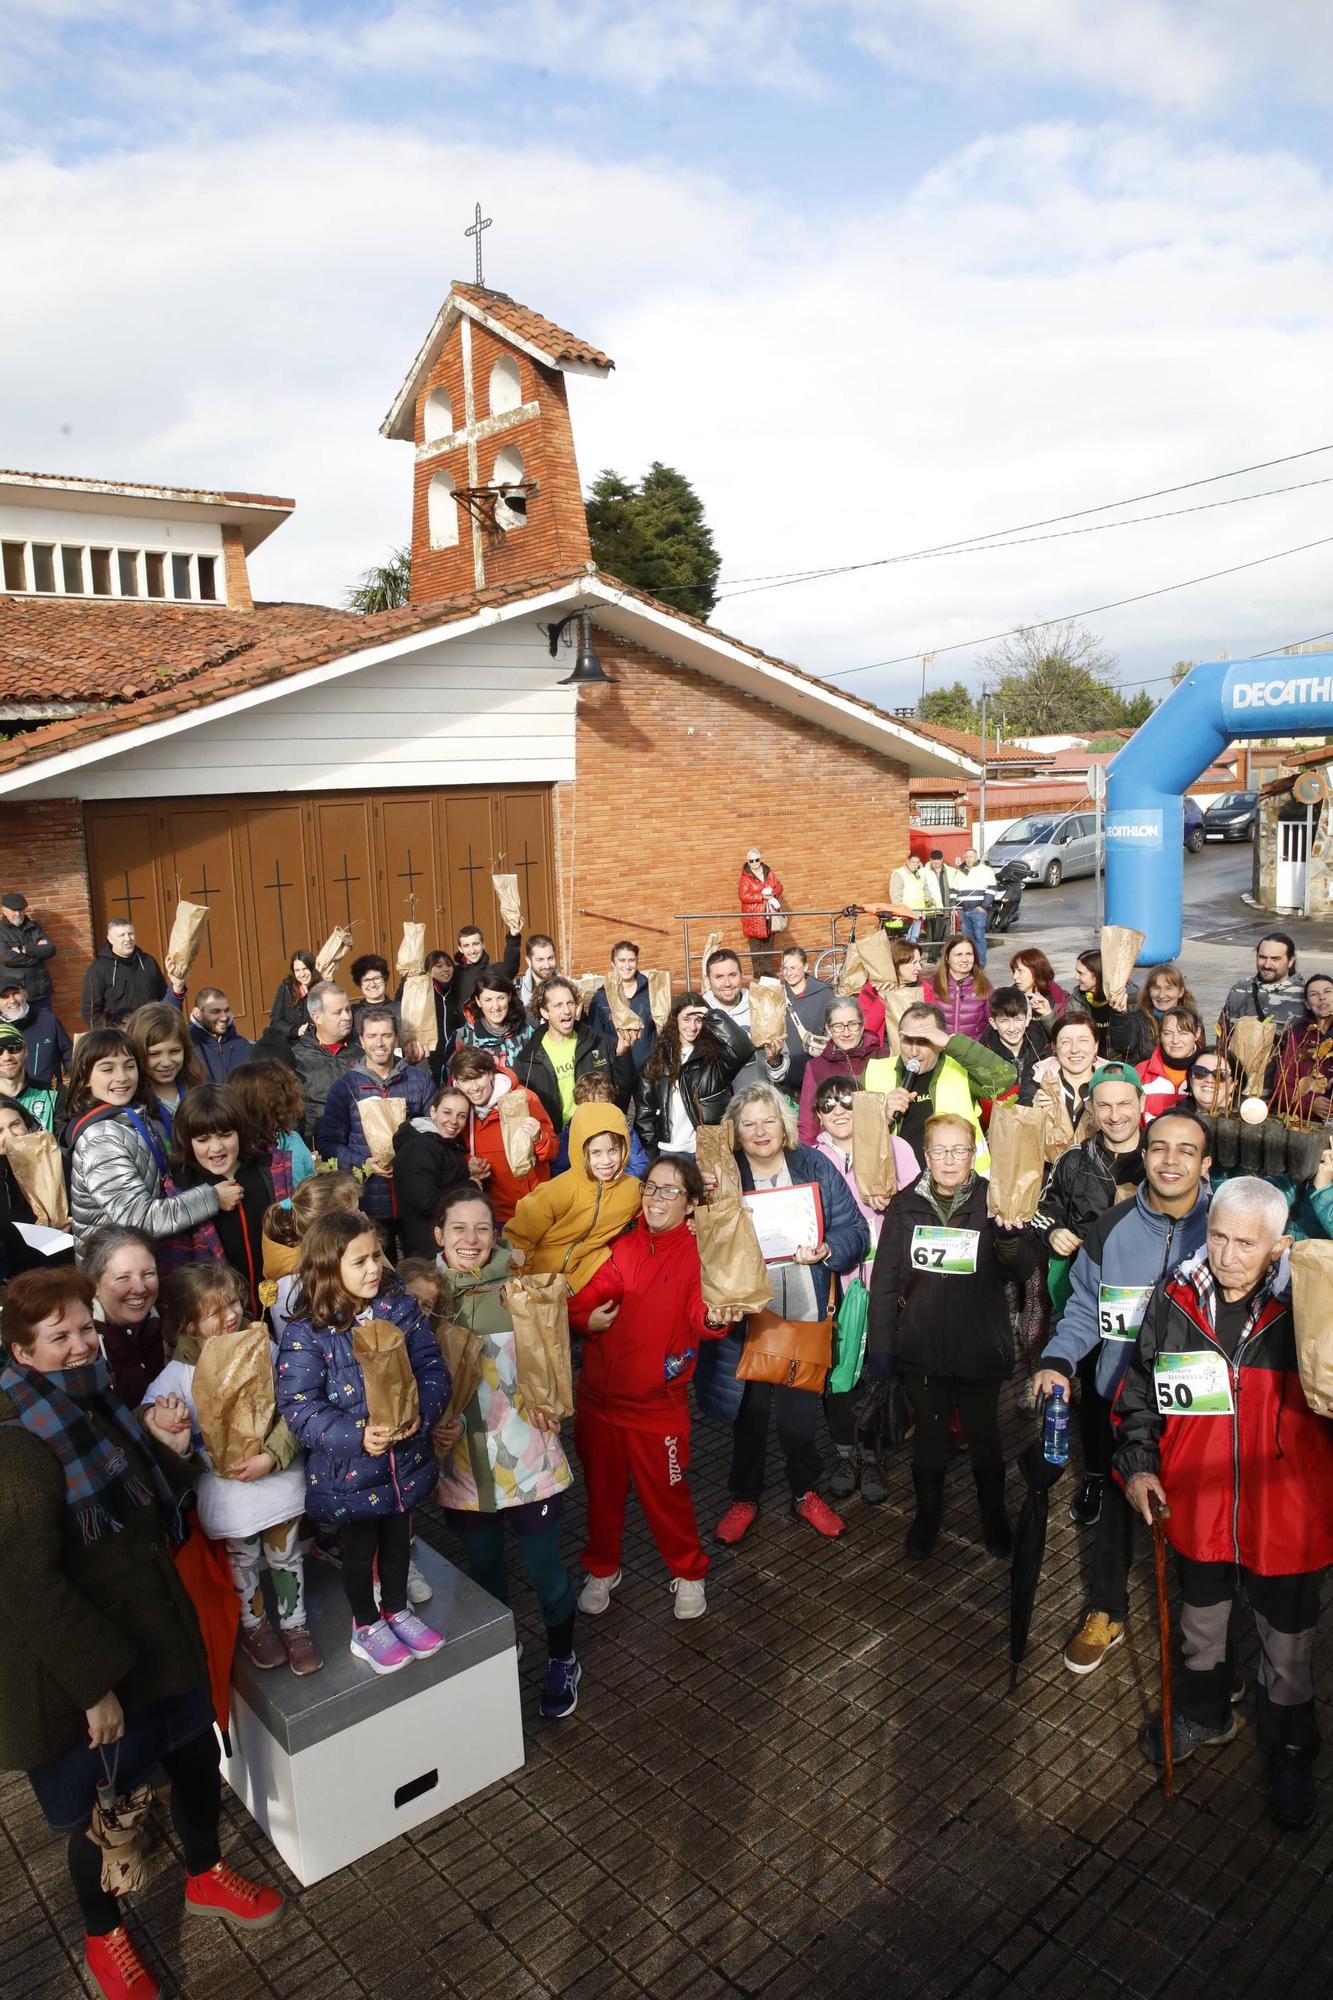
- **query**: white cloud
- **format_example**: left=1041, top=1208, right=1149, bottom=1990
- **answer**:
left=4, top=114, right=1333, bottom=711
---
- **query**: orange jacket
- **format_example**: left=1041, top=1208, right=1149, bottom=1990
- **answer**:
left=465, top=1071, right=558, bottom=1225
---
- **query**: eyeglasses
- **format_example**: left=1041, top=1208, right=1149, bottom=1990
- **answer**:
left=925, top=1145, right=974, bottom=1162
left=643, top=1184, right=686, bottom=1202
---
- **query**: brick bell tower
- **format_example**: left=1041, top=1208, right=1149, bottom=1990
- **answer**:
left=380, top=275, right=614, bottom=604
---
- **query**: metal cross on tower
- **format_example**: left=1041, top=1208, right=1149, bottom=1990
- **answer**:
left=465, top=202, right=492, bottom=286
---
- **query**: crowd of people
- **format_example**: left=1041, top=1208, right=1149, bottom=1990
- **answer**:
left=3, top=867, right=1333, bottom=1998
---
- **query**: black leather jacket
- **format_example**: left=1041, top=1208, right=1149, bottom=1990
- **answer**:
left=633, top=1028, right=748, bottom=1156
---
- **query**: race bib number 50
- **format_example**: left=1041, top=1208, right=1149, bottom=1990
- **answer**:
left=910, top=1226, right=979, bottom=1275
left=1153, top=1350, right=1234, bottom=1416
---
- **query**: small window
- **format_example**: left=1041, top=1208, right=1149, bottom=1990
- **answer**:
left=1, top=543, right=24, bottom=591
left=31, top=544, right=57, bottom=592
left=493, top=444, right=526, bottom=527
left=428, top=469, right=459, bottom=549
left=489, top=355, right=522, bottom=415
left=145, top=552, right=166, bottom=598
left=117, top=550, right=141, bottom=597
left=424, top=387, right=452, bottom=441
left=171, top=553, right=192, bottom=599
left=61, top=546, right=85, bottom=593
left=197, top=555, right=217, bottom=601
left=91, top=548, right=113, bottom=595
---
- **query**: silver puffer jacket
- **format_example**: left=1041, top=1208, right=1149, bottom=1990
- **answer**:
left=69, top=1112, right=219, bottom=1249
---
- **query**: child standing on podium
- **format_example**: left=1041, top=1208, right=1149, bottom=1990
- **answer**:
left=277, top=1211, right=449, bottom=1677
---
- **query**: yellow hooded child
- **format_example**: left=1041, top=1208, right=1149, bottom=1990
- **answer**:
left=502, top=1101, right=641, bottom=1294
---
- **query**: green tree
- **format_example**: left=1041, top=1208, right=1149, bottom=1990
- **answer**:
left=1170, top=659, right=1195, bottom=686
left=919, top=680, right=982, bottom=732
left=586, top=463, right=721, bottom=617
left=1121, top=690, right=1154, bottom=727
left=346, top=546, right=411, bottom=613
left=978, top=619, right=1129, bottom=735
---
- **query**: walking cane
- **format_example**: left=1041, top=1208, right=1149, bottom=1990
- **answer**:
left=1150, top=1493, right=1175, bottom=1802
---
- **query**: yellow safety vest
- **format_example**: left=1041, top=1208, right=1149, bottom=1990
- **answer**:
left=864, top=1052, right=990, bottom=1173
left=891, top=868, right=929, bottom=913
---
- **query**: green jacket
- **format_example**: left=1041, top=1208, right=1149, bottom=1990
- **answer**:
left=0, top=1393, right=206, bottom=1771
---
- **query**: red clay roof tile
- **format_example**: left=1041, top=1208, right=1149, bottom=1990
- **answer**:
left=450, top=285, right=613, bottom=371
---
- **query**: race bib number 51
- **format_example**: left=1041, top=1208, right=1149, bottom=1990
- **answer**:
left=910, top=1226, right=979, bottom=1275
left=1098, top=1284, right=1153, bottom=1342
left=1153, top=1350, right=1234, bottom=1416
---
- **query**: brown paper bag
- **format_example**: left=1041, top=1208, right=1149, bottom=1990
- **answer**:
left=192, top=1321, right=275, bottom=1475
left=747, top=980, right=787, bottom=1048
left=694, top=1119, right=743, bottom=1202
left=1098, top=924, right=1145, bottom=1001
left=491, top=873, right=523, bottom=936
left=1290, top=1239, right=1333, bottom=1417
left=986, top=1100, right=1048, bottom=1222
left=646, top=969, right=673, bottom=1031
left=430, top=1316, right=485, bottom=1428
left=315, top=925, right=353, bottom=979
left=6, top=1129, right=69, bottom=1229
left=602, top=970, right=640, bottom=1037
left=851, top=1092, right=896, bottom=1206
left=856, top=928, right=898, bottom=988
left=575, top=972, right=604, bottom=1016
left=700, top=930, right=724, bottom=980
left=692, top=1199, right=772, bottom=1315
left=163, top=901, right=210, bottom=985
left=357, top=1096, right=407, bottom=1171
left=503, top=1272, right=574, bottom=1422
left=352, top=1317, right=421, bottom=1439
left=1034, top=1072, right=1078, bottom=1162
left=399, top=972, right=438, bottom=1055
left=397, top=922, right=426, bottom=977
left=836, top=938, right=870, bottom=997
left=1229, top=1016, right=1279, bottom=1099
left=498, top=1087, right=536, bottom=1175
left=880, top=985, right=919, bottom=1058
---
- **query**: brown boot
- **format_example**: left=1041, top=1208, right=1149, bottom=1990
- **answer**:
left=238, top=1621, right=285, bottom=1670
left=281, top=1625, right=323, bottom=1676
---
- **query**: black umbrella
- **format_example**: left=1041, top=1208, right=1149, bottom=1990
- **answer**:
left=1008, top=1438, right=1067, bottom=1694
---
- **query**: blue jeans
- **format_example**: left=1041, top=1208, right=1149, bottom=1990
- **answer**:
left=959, top=906, right=988, bottom=964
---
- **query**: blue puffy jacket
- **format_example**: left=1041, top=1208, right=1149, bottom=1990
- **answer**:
left=1042, top=1186, right=1209, bottom=1400
left=276, top=1287, right=448, bottom=1523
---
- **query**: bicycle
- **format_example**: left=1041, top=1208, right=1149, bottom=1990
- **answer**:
left=813, top=905, right=957, bottom=986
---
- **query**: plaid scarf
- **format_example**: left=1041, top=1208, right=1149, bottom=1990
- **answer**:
left=0, top=1356, right=181, bottom=1545
left=1172, top=1246, right=1288, bottom=1339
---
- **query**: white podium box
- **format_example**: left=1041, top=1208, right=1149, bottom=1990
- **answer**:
left=220, top=1540, right=524, bottom=1885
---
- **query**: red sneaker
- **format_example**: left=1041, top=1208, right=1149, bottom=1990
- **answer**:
left=715, top=1500, right=758, bottom=1545
left=184, top=1860, right=285, bottom=1929
left=85, top=1926, right=159, bottom=2000
left=793, top=1491, right=846, bottom=1538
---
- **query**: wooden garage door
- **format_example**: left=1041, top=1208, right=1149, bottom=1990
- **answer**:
left=84, top=786, right=557, bottom=1036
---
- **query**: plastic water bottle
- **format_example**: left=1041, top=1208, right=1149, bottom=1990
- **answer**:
left=1043, top=1384, right=1070, bottom=1466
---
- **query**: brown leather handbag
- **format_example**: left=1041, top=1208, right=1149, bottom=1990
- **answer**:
left=734, top=1309, right=834, bottom=1393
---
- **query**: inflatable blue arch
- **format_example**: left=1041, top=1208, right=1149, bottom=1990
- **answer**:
left=1106, top=656, right=1333, bottom=962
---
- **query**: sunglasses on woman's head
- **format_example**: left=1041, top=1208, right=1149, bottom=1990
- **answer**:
left=820, top=1088, right=857, bottom=1109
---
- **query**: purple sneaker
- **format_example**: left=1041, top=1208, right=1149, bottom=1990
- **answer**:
left=386, top=1609, right=445, bottom=1657
left=349, top=1618, right=413, bottom=1675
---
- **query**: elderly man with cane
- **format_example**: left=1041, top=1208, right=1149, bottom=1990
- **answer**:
left=1114, top=1176, right=1333, bottom=1829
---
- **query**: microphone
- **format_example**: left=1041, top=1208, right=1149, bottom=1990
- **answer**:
left=893, top=1058, right=920, bottom=1130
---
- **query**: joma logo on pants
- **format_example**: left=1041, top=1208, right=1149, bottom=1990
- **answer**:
left=665, top=1435, right=682, bottom=1486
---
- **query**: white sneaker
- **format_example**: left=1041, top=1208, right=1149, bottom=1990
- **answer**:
left=406, top=1557, right=433, bottom=1606
left=671, top=1577, right=707, bottom=1621
left=578, top=1570, right=621, bottom=1615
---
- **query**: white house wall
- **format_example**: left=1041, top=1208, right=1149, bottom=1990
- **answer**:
left=12, top=620, right=577, bottom=802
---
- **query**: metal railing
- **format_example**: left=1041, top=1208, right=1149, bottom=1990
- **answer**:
left=673, top=906, right=958, bottom=988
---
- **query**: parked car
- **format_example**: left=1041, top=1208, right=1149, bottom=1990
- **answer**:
left=1202, top=791, right=1258, bottom=842
left=987, top=804, right=1205, bottom=887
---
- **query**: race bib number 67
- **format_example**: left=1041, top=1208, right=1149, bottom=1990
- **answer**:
left=1153, top=1350, right=1234, bottom=1416
left=910, top=1226, right=979, bottom=1275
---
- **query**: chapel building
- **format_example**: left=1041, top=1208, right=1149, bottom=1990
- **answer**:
left=0, top=284, right=979, bottom=1034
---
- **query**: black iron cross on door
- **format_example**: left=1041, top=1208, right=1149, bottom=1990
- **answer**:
left=398, top=848, right=423, bottom=918
left=332, top=853, right=360, bottom=928
left=114, top=871, right=145, bottom=924
left=457, top=845, right=486, bottom=926
left=187, top=863, right=218, bottom=967
left=264, top=859, right=294, bottom=957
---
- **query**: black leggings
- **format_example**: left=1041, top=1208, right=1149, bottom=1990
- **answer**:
left=70, top=1728, right=222, bottom=1937
left=341, top=1512, right=413, bottom=1625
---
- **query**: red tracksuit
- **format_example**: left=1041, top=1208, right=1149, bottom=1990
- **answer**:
left=569, top=1215, right=720, bottom=1582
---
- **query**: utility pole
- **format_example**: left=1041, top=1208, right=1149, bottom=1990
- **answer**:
left=978, top=687, right=988, bottom=852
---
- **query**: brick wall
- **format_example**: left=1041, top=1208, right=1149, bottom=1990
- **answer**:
left=566, top=628, right=910, bottom=983
left=221, top=525, right=253, bottom=612
left=410, top=321, right=591, bottom=604
left=4, top=798, right=94, bottom=1025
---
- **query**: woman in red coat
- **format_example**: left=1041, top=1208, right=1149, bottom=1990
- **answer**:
left=569, top=1156, right=737, bottom=1621
left=737, top=847, right=784, bottom=979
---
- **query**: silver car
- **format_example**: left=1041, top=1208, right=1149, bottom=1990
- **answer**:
left=985, top=811, right=1097, bottom=888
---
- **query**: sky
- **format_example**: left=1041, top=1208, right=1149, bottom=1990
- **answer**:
left=4, top=1, right=1333, bottom=714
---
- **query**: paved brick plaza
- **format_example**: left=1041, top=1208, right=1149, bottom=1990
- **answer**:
left=4, top=1375, right=1331, bottom=1999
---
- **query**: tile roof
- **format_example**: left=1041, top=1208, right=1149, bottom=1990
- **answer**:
left=908, top=721, right=1048, bottom=764
left=0, top=469, right=294, bottom=509
left=0, top=566, right=982, bottom=784
left=449, top=285, right=614, bottom=371
left=0, top=596, right=362, bottom=704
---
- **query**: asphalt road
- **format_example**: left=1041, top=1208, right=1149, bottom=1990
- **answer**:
left=1006, top=835, right=1255, bottom=940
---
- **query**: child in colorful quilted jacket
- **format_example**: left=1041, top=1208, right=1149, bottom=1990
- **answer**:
left=277, top=1210, right=448, bottom=1677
